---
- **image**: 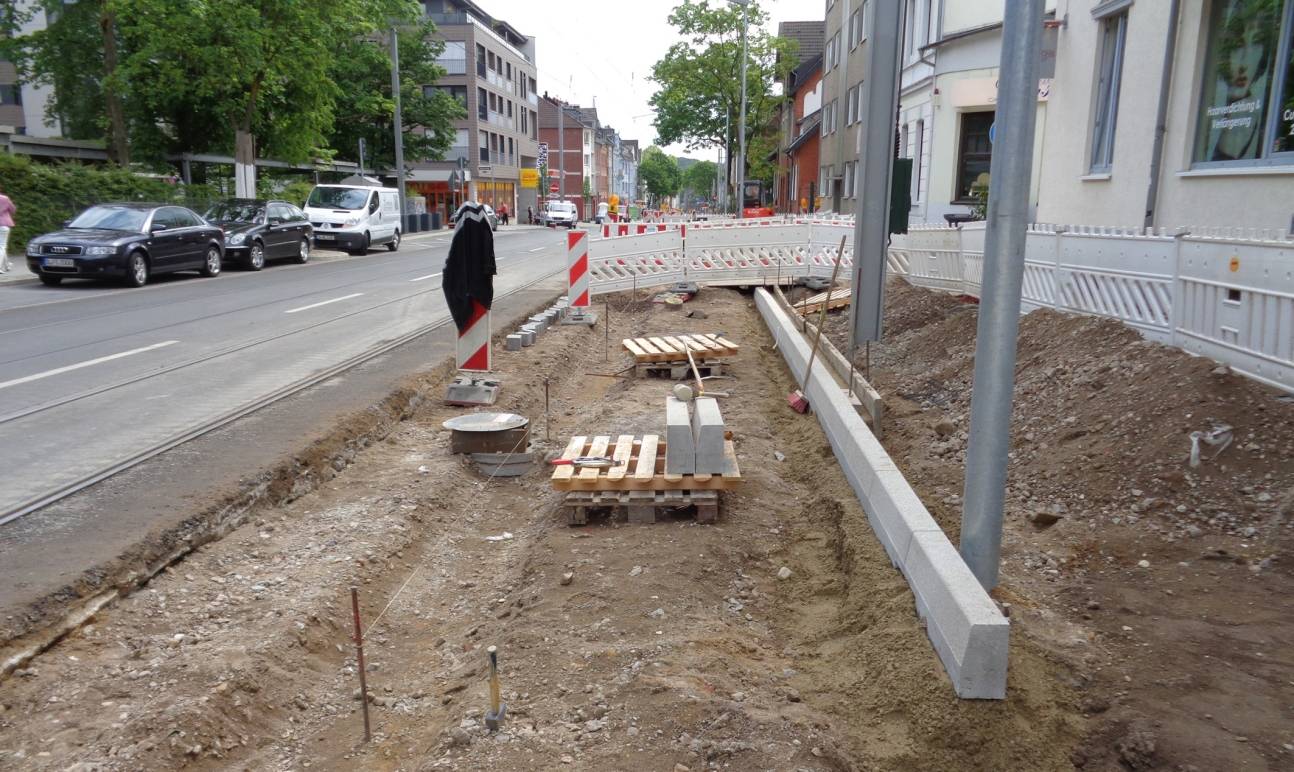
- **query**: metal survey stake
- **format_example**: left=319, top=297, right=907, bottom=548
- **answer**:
left=350, top=587, right=372, bottom=743
left=543, top=377, right=550, bottom=442
left=484, top=645, right=506, bottom=730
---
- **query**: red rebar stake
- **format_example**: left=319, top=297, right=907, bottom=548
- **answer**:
left=351, top=586, right=372, bottom=743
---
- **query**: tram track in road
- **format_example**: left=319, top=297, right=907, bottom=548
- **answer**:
left=0, top=265, right=564, bottom=527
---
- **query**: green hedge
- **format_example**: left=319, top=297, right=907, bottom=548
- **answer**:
left=0, top=154, right=222, bottom=251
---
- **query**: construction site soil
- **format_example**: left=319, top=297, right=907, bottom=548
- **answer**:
left=0, top=281, right=1289, bottom=771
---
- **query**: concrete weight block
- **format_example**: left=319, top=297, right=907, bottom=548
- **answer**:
left=690, top=397, right=729, bottom=474
left=664, top=396, right=695, bottom=475
left=505, top=334, right=522, bottom=351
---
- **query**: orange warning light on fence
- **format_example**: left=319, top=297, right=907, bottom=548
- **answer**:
left=1229, top=256, right=1240, bottom=272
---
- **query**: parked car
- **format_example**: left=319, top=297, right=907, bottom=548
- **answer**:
left=540, top=200, right=578, bottom=228
left=205, top=199, right=313, bottom=270
left=303, top=183, right=401, bottom=255
left=26, top=203, right=224, bottom=288
left=448, top=203, right=498, bottom=231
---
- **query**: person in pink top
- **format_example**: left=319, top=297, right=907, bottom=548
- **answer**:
left=0, top=188, right=14, bottom=273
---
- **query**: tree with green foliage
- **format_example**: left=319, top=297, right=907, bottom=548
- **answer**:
left=639, top=146, right=681, bottom=207
left=648, top=1, right=795, bottom=192
left=678, top=160, right=717, bottom=204
left=328, top=16, right=464, bottom=170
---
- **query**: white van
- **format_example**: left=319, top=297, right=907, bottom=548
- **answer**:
left=304, top=184, right=401, bottom=255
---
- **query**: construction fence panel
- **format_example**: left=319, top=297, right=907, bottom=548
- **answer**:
left=684, top=224, right=812, bottom=286
left=1175, top=235, right=1294, bottom=392
left=889, top=225, right=965, bottom=293
left=587, top=230, right=685, bottom=296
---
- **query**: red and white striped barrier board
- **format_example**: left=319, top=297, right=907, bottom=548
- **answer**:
left=456, top=298, right=491, bottom=372
left=568, top=230, right=590, bottom=307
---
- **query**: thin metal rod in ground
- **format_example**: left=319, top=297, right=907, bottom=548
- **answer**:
left=798, top=236, right=849, bottom=399
left=604, top=301, right=610, bottom=361
left=544, top=377, right=550, bottom=442
left=350, top=587, right=372, bottom=743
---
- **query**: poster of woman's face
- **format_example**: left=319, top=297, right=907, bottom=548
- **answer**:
left=1195, top=0, right=1280, bottom=163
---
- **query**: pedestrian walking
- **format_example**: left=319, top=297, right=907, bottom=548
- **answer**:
left=498, top=203, right=509, bottom=226
left=0, top=188, right=15, bottom=274
left=527, top=205, right=533, bottom=225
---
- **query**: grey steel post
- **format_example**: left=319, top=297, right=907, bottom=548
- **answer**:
left=960, top=0, right=1046, bottom=590
left=558, top=101, right=566, bottom=201
left=735, top=0, right=748, bottom=216
left=390, top=26, right=407, bottom=223
left=849, top=0, right=902, bottom=345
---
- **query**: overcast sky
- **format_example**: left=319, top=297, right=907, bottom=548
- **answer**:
left=487, top=0, right=816, bottom=162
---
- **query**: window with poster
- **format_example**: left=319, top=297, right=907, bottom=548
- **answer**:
left=954, top=111, right=994, bottom=204
left=1192, top=0, right=1294, bottom=167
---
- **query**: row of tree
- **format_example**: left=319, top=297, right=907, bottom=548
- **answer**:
left=0, top=0, right=463, bottom=174
left=649, top=0, right=794, bottom=192
left=638, top=146, right=718, bottom=208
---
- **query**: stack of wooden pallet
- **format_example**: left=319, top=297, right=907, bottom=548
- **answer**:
left=622, top=333, right=739, bottom=364
left=794, top=287, right=852, bottom=316
left=551, top=434, right=741, bottom=525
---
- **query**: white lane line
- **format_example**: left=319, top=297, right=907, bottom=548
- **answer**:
left=284, top=293, right=365, bottom=314
left=0, top=340, right=180, bottom=391
left=409, top=272, right=442, bottom=283
left=528, top=247, right=545, bottom=252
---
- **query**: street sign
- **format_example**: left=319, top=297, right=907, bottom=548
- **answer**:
left=479, top=164, right=492, bottom=176
left=520, top=168, right=538, bottom=188
left=537, top=142, right=548, bottom=165
left=547, top=169, right=561, bottom=179
left=448, top=170, right=460, bottom=187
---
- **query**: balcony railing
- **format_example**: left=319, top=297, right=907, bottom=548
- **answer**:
left=437, top=58, right=466, bottom=75
left=428, top=12, right=470, bottom=25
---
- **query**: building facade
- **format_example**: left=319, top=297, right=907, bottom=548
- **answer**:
left=538, top=95, right=594, bottom=218
left=776, top=55, right=824, bottom=213
left=1036, top=0, right=1294, bottom=231
left=413, top=0, right=539, bottom=222
left=771, top=20, right=825, bottom=213
left=1, top=0, right=59, bottom=138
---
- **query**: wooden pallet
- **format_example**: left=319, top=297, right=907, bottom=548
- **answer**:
left=795, top=287, right=852, bottom=316
left=550, top=434, right=741, bottom=491
left=562, top=489, right=719, bottom=525
left=622, top=333, right=739, bottom=364
left=640, top=360, right=727, bottom=380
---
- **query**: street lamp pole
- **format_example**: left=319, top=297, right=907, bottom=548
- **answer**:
left=735, top=0, right=748, bottom=217
left=390, top=26, right=407, bottom=226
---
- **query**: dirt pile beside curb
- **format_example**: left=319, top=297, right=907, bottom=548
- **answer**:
left=823, top=278, right=1294, bottom=770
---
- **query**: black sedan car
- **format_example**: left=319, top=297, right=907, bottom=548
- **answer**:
left=204, top=199, right=313, bottom=270
left=27, top=203, right=224, bottom=288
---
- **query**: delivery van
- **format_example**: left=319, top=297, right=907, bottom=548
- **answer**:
left=304, top=184, right=401, bottom=255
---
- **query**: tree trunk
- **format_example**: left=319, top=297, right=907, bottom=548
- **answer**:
left=99, top=5, right=129, bottom=165
left=234, top=84, right=259, bottom=198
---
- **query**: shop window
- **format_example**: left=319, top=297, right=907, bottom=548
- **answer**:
left=954, top=111, right=994, bottom=204
left=1193, top=0, right=1294, bottom=165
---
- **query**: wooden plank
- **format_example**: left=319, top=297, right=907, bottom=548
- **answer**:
left=578, top=436, right=611, bottom=481
left=708, top=334, right=740, bottom=352
left=634, top=435, right=659, bottom=480
left=606, top=434, right=634, bottom=481
left=647, top=336, right=676, bottom=355
left=622, top=338, right=648, bottom=360
left=662, top=336, right=691, bottom=355
left=686, top=335, right=722, bottom=352
left=636, top=337, right=662, bottom=356
left=550, top=435, right=588, bottom=484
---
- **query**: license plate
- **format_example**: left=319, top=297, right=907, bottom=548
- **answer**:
left=315, top=233, right=334, bottom=240
left=43, top=258, right=75, bottom=268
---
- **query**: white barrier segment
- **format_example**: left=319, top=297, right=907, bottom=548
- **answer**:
left=587, top=230, right=686, bottom=296
left=567, top=230, right=590, bottom=307
left=755, top=288, right=1009, bottom=699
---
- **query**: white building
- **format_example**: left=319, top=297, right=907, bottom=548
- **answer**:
left=1035, top=0, right=1294, bottom=231
left=1, top=0, right=60, bottom=138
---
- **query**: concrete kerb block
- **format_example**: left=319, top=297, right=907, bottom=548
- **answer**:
left=904, top=531, right=1010, bottom=699
left=664, top=396, right=695, bottom=475
left=505, top=334, right=523, bottom=351
left=691, top=397, right=729, bottom=474
left=520, top=329, right=535, bottom=346
left=753, top=288, right=1008, bottom=700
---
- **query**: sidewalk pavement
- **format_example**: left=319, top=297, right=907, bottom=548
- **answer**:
left=0, top=258, right=38, bottom=285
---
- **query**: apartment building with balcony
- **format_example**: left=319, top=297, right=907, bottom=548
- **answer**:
left=412, top=0, right=540, bottom=221
left=1, top=0, right=59, bottom=139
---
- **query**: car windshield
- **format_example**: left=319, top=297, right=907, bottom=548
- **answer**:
left=307, top=187, right=370, bottom=210
left=67, top=206, right=150, bottom=233
left=548, top=203, right=574, bottom=213
left=205, top=202, right=264, bottom=223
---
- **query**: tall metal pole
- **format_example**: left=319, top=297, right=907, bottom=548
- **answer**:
left=960, top=0, right=1046, bottom=590
left=849, top=0, right=901, bottom=346
left=390, top=26, right=407, bottom=225
left=720, top=111, right=729, bottom=213
left=558, top=101, right=566, bottom=202
left=735, top=0, right=748, bottom=217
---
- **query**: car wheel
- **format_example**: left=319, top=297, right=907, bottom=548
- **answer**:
left=245, top=242, right=265, bottom=271
left=387, top=230, right=401, bottom=252
left=295, top=238, right=310, bottom=264
left=124, top=252, right=149, bottom=288
left=39, top=274, right=63, bottom=287
left=200, top=245, right=222, bottom=277
left=358, top=232, right=370, bottom=255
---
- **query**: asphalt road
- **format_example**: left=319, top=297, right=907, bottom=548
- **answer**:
left=0, top=226, right=568, bottom=521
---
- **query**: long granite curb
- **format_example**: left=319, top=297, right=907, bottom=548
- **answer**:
left=754, top=288, right=1008, bottom=699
